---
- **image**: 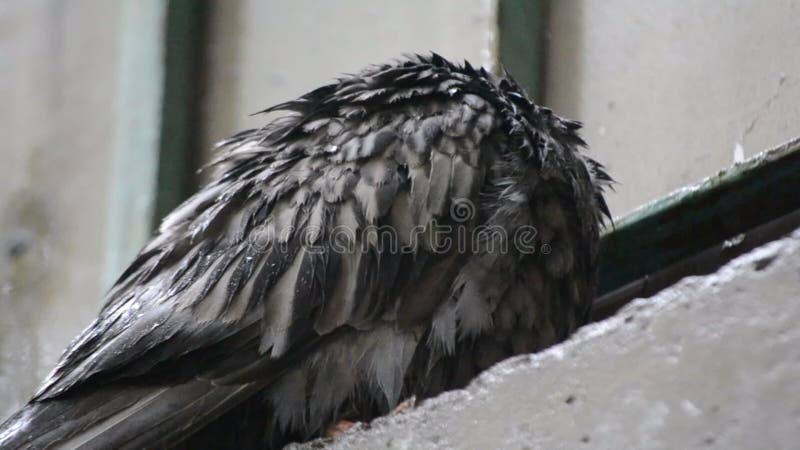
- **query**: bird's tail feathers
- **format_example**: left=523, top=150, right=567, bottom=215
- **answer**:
left=0, top=379, right=265, bottom=450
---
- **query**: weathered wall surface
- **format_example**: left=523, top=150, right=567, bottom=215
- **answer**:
left=546, top=0, right=800, bottom=215
left=0, top=0, right=122, bottom=418
left=295, top=227, right=800, bottom=450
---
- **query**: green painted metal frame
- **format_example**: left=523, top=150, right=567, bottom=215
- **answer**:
left=594, top=137, right=800, bottom=318
left=154, top=0, right=208, bottom=221
left=497, top=0, right=549, bottom=101
left=104, top=0, right=167, bottom=286
left=104, top=0, right=206, bottom=286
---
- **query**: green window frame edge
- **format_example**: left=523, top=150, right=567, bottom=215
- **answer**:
left=497, top=0, right=548, bottom=101
left=593, top=136, right=800, bottom=320
left=104, top=0, right=205, bottom=287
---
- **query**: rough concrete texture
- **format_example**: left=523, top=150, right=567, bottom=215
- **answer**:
left=546, top=0, right=800, bottom=216
left=292, top=228, right=800, bottom=450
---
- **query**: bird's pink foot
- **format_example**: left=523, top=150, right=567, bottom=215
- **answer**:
left=325, top=419, right=356, bottom=439
left=391, top=396, right=417, bottom=415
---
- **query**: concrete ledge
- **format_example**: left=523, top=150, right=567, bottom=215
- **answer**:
left=294, top=228, right=800, bottom=449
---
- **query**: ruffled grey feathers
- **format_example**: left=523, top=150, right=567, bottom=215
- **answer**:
left=0, top=53, right=611, bottom=450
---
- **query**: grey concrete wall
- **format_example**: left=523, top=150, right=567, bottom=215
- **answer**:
left=545, top=0, right=800, bottom=215
left=294, top=227, right=800, bottom=450
left=200, top=0, right=498, bottom=155
left=0, top=0, right=122, bottom=418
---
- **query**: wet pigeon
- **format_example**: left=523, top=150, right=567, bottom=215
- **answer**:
left=0, top=54, right=611, bottom=449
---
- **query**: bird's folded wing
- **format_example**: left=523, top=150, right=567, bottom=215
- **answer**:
left=1, top=59, right=501, bottom=449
